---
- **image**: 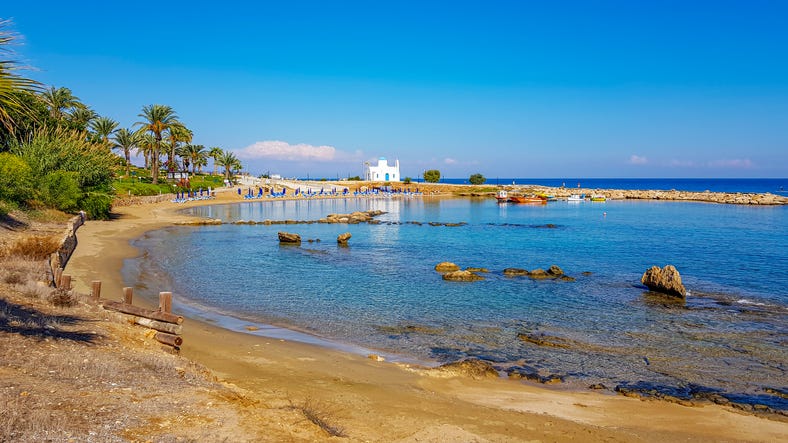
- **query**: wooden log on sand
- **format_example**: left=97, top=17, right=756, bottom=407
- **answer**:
left=154, top=332, right=183, bottom=347
left=103, top=300, right=184, bottom=325
left=133, top=317, right=183, bottom=335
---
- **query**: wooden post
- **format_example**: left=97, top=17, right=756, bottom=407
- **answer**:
left=122, top=287, right=133, bottom=304
left=90, top=281, right=102, bottom=299
left=54, top=267, right=63, bottom=288
left=154, top=332, right=183, bottom=347
left=102, top=300, right=183, bottom=324
left=159, top=291, right=172, bottom=313
left=60, top=274, right=71, bottom=291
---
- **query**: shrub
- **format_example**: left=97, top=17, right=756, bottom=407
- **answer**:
left=38, top=171, right=82, bottom=213
left=0, top=153, right=33, bottom=203
left=5, top=235, right=60, bottom=260
left=469, top=173, right=486, bottom=185
left=423, top=169, right=441, bottom=183
left=79, top=193, right=112, bottom=220
left=403, top=177, right=412, bottom=184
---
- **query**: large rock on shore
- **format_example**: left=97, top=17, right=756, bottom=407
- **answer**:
left=437, top=359, right=499, bottom=379
left=435, top=262, right=460, bottom=272
left=278, top=231, right=301, bottom=243
left=442, top=270, right=484, bottom=282
left=641, top=265, right=686, bottom=298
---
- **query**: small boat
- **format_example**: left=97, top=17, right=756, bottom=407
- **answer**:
left=536, top=193, right=557, bottom=201
left=567, top=194, right=585, bottom=202
left=590, top=194, right=606, bottom=202
left=509, top=195, right=547, bottom=204
left=495, top=189, right=509, bottom=203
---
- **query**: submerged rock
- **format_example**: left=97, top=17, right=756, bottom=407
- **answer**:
left=503, top=268, right=529, bottom=277
left=641, top=265, right=687, bottom=298
left=465, top=267, right=489, bottom=273
left=278, top=231, right=301, bottom=243
left=443, top=270, right=484, bottom=282
left=435, top=262, right=460, bottom=272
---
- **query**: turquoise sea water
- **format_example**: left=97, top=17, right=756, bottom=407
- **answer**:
left=125, top=197, right=788, bottom=410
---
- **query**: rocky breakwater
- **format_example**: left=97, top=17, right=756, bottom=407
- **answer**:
left=528, top=185, right=788, bottom=205
left=319, top=210, right=386, bottom=224
left=641, top=264, right=686, bottom=297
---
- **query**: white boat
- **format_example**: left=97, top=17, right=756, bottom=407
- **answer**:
left=567, top=194, right=585, bottom=202
left=495, top=189, right=508, bottom=203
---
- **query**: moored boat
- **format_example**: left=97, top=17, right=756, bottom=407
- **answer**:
left=590, top=194, right=606, bottom=202
left=508, top=195, right=547, bottom=204
left=567, top=194, right=585, bottom=202
left=495, top=189, right=509, bottom=203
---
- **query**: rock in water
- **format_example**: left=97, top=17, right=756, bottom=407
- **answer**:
left=437, top=359, right=499, bottom=379
left=278, top=231, right=301, bottom=243
left=435, top=262, right=460, bottom=272
left=442, top=270, right=484, bottom=281
left=337, top=232, right=352, bottom=244
left=503, top=268, right=529, bottom=276
left=548, top=265, right=564, bottom=276
left=641, top=265, right=687, bottom=298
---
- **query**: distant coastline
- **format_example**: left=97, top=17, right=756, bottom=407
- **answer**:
left=435, top=178, right=786, bottom=194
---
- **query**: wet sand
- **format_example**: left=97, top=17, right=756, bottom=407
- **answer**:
left=66, top=187, right=788, bottom=441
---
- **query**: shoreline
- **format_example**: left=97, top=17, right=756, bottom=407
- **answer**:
left=64, top=185, right=788, bottom=441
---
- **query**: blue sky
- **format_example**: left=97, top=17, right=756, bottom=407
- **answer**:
left=6, top=1, right=788, bottom=178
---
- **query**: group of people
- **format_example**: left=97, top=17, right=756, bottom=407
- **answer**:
left=171, top=187, right=215, bottom=203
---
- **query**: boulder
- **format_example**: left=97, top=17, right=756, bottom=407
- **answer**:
left=503, top=268, right=529, bottom=277
left=442, top=270, right=484, bottom=282
left=528, top=268, right=551, bottom=279
left=548, top=265, right=564, bottom=276
left=465, top=267, right=489, bottom=273
left=641, top=265, right=687, bottom=298
left=337, top=232, right=352, bottom=245
left=437, top=359, right=499, bottom=379
left=277, top=231, right=301, bottom=243
left=435, top=262, right=460, bottom=272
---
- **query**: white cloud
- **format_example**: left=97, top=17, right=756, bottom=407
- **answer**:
left=443, top=157, right=458, bottom=165
left=236, top=140, right=361, bottom=162
left=708, top=158, right=753, bottom=169
left=669, top=159, right=696, bottom=167
left=628, top=155, right=648, bottom=165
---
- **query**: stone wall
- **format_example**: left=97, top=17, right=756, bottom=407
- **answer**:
left=48, top=212, right=85, bottom=286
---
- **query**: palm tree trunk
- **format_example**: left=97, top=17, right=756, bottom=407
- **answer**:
left=152, top=137, right=161, bottom=185
left=125, top=149, right=131, bottom=177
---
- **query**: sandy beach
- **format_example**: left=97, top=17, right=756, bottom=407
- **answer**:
left=64, top=187, right=788, bottom=442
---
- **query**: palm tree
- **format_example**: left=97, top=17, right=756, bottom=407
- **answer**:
left=217, top=151, right=241, bottom=182
left=195, top=154, right=207, bottom=174
left=42, top=86, right=84, bottom=121
left=135, top=133, right=156, bottom=170
left=165, top=123, right=192, bottom=167
left=0, top=19, right=41, bottom=134
left=208, top=146, right=223, bottom=176
left=67, top=106, right=95, bottom=131
left=187, top=144, right=206, bottom=175
left=90, top=116, right=118, bottom=143
left=112, top=128, right=139, bottom=177
left=135, top=104, right=180, bottom=185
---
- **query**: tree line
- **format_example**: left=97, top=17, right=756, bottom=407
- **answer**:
left=0, top=20, right=242, bottom=218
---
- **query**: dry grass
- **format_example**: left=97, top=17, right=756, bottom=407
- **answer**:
left=2, top=234, right=61, bottom=260
left=48, top=287, right=77, bottom=307
left=288, top=397, right=347, bottom=438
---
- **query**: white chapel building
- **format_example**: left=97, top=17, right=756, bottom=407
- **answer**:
left=364, top=157, right=400, bottom=182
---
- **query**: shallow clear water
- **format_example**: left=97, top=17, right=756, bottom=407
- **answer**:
left=125, top=197, right=788, bottom=409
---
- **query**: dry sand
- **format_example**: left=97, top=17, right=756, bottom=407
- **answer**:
left=63, top=187, right=788, bottom=442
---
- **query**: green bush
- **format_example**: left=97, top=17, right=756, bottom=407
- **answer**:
left=469, top=173, right=486, bottom=185
left=80, top=193, right=112, bottom=220
left=38, top=171, right=82, bottom=212
left=423, top=169, right=441, bottom=183
left=0, top=153, right=33, bottom=203
left=403, top=177, right=412, bottom=184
